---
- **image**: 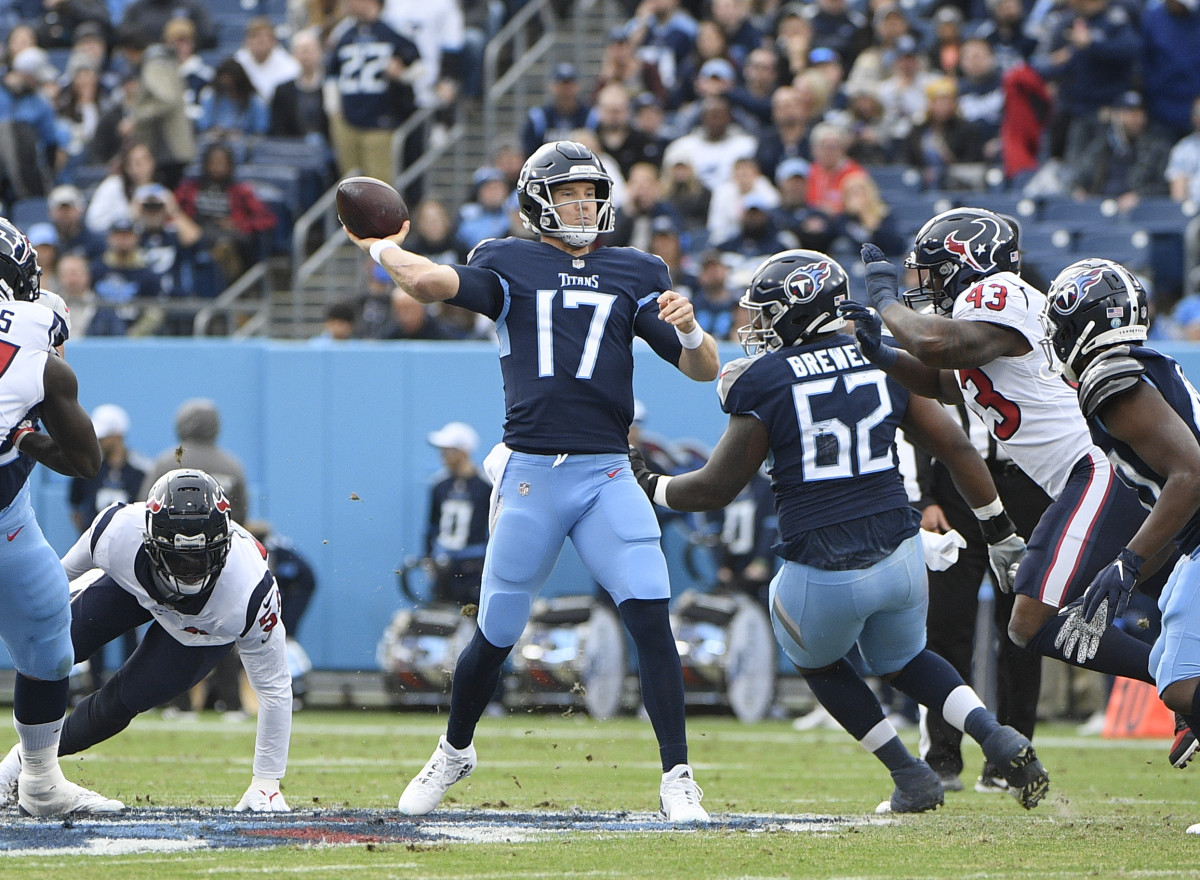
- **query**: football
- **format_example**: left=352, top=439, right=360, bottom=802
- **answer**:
left=336, top=177, right=409, bottom=239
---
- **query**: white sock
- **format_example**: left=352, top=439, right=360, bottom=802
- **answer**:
left=14, top=717, right=63, bottom=754
left=941, top=685, right=986, bottom=732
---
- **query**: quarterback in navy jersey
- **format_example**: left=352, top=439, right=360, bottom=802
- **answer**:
left=350, top=140, right=719, bottom=821
left=1042, top=259, right=1200, bottom=780
left=630, top=249, right=1049, bottom=812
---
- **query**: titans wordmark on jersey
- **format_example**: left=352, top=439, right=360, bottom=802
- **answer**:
left=451, top=238, right=688, bottom=455
left=718, top=333, right=912, bottom=548
left=1087, top=346, right=1200, bottom=555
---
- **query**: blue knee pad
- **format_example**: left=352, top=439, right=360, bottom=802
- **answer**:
left=478, top=589, right=532, bottom=647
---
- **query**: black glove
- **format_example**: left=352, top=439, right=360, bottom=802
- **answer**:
left=860, top=243, right=901, bottom=311
left=1081, top=547, right=1143, bottom=628
left=837, top=301, right=896, bottom=367
left=628, top=446, right=661, bottom=501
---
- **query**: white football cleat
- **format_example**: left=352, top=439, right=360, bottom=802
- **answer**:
left=397, top=735, right=476, bottom=816
left=659, top=764, right=709, bottom=822
left=0, top=744, right=19, bottom=807
left=18, top=764, right=124, bottom=817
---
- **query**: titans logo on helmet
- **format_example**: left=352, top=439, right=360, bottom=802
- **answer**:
left=1050, top=267, right=1105, bottom=315
left=943, top=217, right=1006, bottom=273
left=785, top=260, right=833, bottom=304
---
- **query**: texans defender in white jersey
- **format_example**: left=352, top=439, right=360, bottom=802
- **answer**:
left=349, top=141, right=720, bottom=821
left=0, top=469, right=293, bottom=812
left=629, top=250, right=1048, bottom=812
left=837, top=208, right=1196, bottom=767
left=0, top=216, right=123, bottom=816
left=1041, top=259, right=1200, bottom=776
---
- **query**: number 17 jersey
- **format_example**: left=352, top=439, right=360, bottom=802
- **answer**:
left=951, top=271, right=1094, bottom=499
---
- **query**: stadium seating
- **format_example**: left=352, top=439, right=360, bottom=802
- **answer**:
left=9, top=196, right=49, bottom=230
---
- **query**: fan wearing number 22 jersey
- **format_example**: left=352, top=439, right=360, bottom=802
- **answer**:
left=863, top=206, right=1166, bottom=688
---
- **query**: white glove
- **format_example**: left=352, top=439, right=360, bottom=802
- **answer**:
left=920, top=528, right=967, bottom=571
left=234, top=776, right=290, bottom=812
left=1053, top=602, right=1105, bottom=664
left=986, top=533, right=1026, bottom=594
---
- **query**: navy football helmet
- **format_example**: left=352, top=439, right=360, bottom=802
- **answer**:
left=0, top=217, right=41, bottom=302
left=1040, top=258, right=1148, bottom=382
left=517, top=141, right=615, bottom=247
left=144, top=469, right=232, bottom=604
left=904, top=207, right=1019, bottom=314
left=737, top=249, right=850, bottom=355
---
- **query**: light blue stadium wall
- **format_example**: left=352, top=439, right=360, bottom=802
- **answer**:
left=4, top=338, right=734, bottom=671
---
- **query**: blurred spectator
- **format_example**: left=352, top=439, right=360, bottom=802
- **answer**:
left=771, top=3, right=814, bottom=82
left=86, top=139, right=158, bottom=233
left=381, top=0, right=467, bottom=115
left=120, top=0, right=215, bottom=51
left=806, top=121, right=866, bottom=216
left=671, top=57, right=764, bottom=142
left=622, top=0, right=698, bottom=103
left=243, top=520, right=317, bottom=638
left=87, top=217, right=163, bottom=336
left=726, top=46, right=779, bottom=132
left=646, top=215, right=693, bottom=293
left=712, top=190, right=795, bottom=263
left=901, top=76, right=987, bottom=191
left=806, top=47, right=847, bottom=113
left=131, top=181, right=216, bottom=325
left=31, top=0, right=110, bottom=49
left=808, top=0, right=871, bottom=69
left=1031, top=0, right=1143, bottom=164
left=28, top=222, right=61, bottom=291
left=1166, top=95, right=1200, bottom=204
left=357, top=260, right=396, bottom=338
left=845, top=2, right=912, bottom=96
left=0, top=46, right=68, bottom=202
left=1000, top=61, right=1053, bottom=183
left=974, top=0, right=1038, bottom=73
left=49, top=183, right=105, bottom=259
left=592, top=82, right=661, bottom=177
left=754, top=84, right=816, bottom=183
left=928, top=6, right=965, bottom=76
left=659, top=149, right=711, bottom=231
left=689, top=249, right=738, bottom=339
left=455, top=166, right=512, bottom=254
left=112, top=23, right=196, bottom=188
left=386, top=287, right=459, bottom=340
left=197, top=58, right=269, bottom=144
left=663, top=93, right=755, bottom=193
left=175, top=142, right=277, bottom=284
left=707, top=155, right=779, bottom=246
left=162, top=17, right=210, bottom=124
left=771, top=156, right=838, bottom=253
left=596, top=24, right=663, bottom=103
left=832, top=172, right=904, bottom=257
left=609, top=161, right=680, bottom=251
left=319, top=300, right=357, bottom=340
left=56, top=252, right=98, bottom=335
left=234, top=17, right=299, bottom=103
left=671, top=19, right=731, bottom=113
left=520, top=62, right=595, bottom=157
left=326, top=0, right=420, bottom=185
left=1068, top=90, right=1171, bottom=212
left=4, top=24, right=38, bottom=66
left=877, top=34, right=934, bottom=147
left=1141, top=0, right=1200, bottom=144
left=830, top=82, right=892, bottom=165
left=710, top=0, right=762, bottom=70
left=406, top=198, right=463, bottom=265
left=269, top=27, right=329, bottom=144
left=66, top=20, right=116, bottom=89
left=569, top=128, right=627, bottom=211
left=632, top=90, right=670, bottom=149
left=55, top=54, right=104, bottom=171
left=956, top=37, right=1004, bottom=154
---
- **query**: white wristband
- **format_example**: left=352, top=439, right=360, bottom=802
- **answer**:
left=675, top=324, right=705, bottom=349
left=971, top=497, right=1004, bottom=520
left=369, top=239, right=401, bottom=265
left=652, top=475, right=674, bottom=508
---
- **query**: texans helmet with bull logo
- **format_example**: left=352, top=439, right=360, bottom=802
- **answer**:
left=0, top=217, right=42, bottom=302
left=1040, top=257, right=1149, bottom=382
left=737, top=249, right=850, bottom=355
left=904, top=207, right=1021, bottom=315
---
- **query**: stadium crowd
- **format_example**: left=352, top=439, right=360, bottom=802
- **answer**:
left=0, top=0, right=1198, bottom=340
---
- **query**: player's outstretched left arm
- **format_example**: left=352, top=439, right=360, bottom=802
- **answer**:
left=14, top=355, right=100, bottom=478
left=657, top=290, right=719, bottom=381
left=235, top=585, right=293, bottom=812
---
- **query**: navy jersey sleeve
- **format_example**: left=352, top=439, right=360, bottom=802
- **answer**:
left=631, top=252, right=684, bottom=366
left=451, top=239, right=508, bottom=320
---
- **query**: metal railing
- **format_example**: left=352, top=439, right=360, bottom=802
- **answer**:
left=193, top=261, right=272, bottom=337
left=482, top=0, right=560, bottom=150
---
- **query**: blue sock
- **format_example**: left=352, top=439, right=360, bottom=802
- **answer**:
left=1029, top=613, right=1154, bottom=682
left=446, top=629, right=512, bottom=750
left=619, top=598, right=688, bottom=771
left=890, top=651, right=1003, bottom=744
left=13, top=674, right=69, bottom=725
left=804, top=659, right=915, bottom=772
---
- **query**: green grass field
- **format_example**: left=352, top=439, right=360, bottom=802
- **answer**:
left=2, top=708, right=1198, bottom=879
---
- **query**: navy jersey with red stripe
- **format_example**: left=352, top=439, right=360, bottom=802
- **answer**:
left=326, top=19, right=420, bottom=129
left=718, top=333, right=916, bottom=561
left=1088, top=345, right=1200, bottom=555
left=450, top=238, right=686, bottom=454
